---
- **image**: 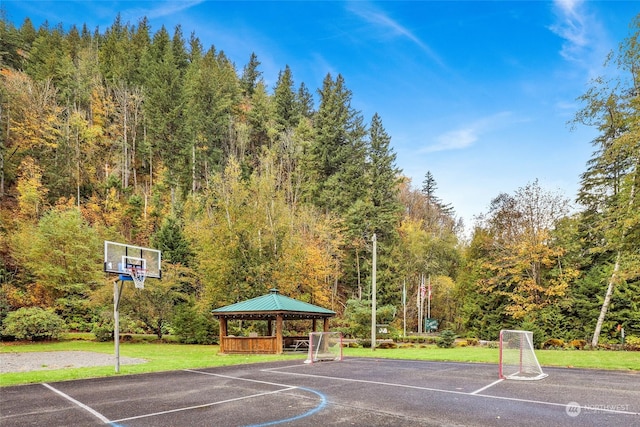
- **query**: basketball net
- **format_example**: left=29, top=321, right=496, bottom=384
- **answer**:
left=126, top=266, right=147, bottom=289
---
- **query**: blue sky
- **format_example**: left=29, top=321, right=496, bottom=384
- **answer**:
left=2, top=1, right=638, bottom=228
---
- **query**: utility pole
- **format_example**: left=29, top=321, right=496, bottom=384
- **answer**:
left=403, top=279, right=406, bottom=338
left=371, top=234, right=377, bottom=351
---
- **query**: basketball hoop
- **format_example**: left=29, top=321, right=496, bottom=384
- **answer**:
left=126, top=266, right=147, bottom=289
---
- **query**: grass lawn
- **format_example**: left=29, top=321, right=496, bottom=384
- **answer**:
left=0, top=338, right=306, bottom=387
left=343, top=345, right=640, bottom=371
left=2, top=336, right=638, bottom=387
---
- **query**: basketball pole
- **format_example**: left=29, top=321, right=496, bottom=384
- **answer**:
left=114, top=280, right=124, bottom=373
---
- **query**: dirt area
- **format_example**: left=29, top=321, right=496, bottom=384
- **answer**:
left=0, top=351, right=147, bottom=373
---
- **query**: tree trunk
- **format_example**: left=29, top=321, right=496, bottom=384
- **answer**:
left=591, top=251, right=620, bottom=348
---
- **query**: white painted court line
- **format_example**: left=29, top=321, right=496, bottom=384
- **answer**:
left=183, top=369, right=300, bottom=388
left=110, top=370, right=306, bottom=423
left=264, top=368, right=639, bottom=416
left=42, top=383, right=111, bottom=424
left=261, top=367, right=475, bottom=396
left=110, top=387, right=297, bottom=423
left=470, top=378, right=504, bottom=395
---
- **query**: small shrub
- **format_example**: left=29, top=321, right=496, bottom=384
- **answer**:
left=466, top=337, right=479, bottom=346
left=378, top=341, right=397, bottom=349
left=436, top=330, right=456, bottom=348
left=358, top=339, right=372, bottom=348
left=2, top=307, right=66, bottom=341
left=568, top=339, right=587, bottom=350
left=542, top=338, right=565, bottom=349
left=92, top=321, right=114, bottom=342
left=625, top=335, right=640, bottom=346
left=624, top=335, right=640, bottom=351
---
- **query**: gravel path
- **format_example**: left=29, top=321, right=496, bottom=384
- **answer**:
left=0, top=351, right=147, bottom=373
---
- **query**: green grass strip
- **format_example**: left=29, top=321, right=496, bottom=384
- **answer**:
left=0, top=340, right=305, bottom=387
left=344, top=345, right=640, bottom=371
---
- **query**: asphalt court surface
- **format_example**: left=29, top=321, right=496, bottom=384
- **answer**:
left=1, top=358, right=638, bottom=426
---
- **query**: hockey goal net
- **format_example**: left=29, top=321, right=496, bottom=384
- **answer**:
left=499, top=330, right=547, bottom=380
left=305, top=332, right=343, bottom=364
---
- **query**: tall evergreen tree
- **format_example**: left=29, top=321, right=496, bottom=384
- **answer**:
left=273, top=65, right=298, bottom=132
left=98, top=14, right=131, bottom=83
left=364, top=113, right=402, bottom=304
left=307, top=73, right=367, bottom=214
left=296, top=81, right=315, bottom=119
left=422, top=171, right=454, bottom=224
left=367, top=113, right=402, bottom=241
left=142, top=26, right=186, bottom=193
left=573, top=16, right=640, bottom=346
left=171, top=25, right=189, bottom=74
left=129, top=17, right=151, bottom=86
left=0, top=17, right=22, bottom=70
left=248, top=82, right=274, bottom=153
left=240, top=52, right=262, bottom=98
left=152, top=215, right=194, bottom=266
left=19, top=17, right=37, bottom=50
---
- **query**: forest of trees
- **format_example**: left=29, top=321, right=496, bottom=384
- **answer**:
left=1, top=12, right=638, bottom=346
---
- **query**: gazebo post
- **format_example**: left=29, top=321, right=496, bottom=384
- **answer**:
left=219, top=317, right=228, bottom=353
left=276, top=314, right=283, bottom=354
left=267, top=319, right=273, bottom=336
left=312, top=318, right=317, bottom=332
left=323, top=317, right=330, bottom=332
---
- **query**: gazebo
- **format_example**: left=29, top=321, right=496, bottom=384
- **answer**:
left=211, top=289, right=336, bottom=354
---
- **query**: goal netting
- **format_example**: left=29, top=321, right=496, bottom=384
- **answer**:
left=499, top=330, right=547, bottom=380
left=305, top=332, right=343, bottom=364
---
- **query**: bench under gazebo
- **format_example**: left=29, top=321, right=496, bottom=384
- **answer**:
left=211, top=289, right=336, bottom=354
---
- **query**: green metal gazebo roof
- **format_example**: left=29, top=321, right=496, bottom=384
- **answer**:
left=211, top=289, right=335, bottom=320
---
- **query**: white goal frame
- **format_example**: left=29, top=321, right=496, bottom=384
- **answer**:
left=499, top=329, right=548, bottom=380
left=305, top=332, right=343, bottom=364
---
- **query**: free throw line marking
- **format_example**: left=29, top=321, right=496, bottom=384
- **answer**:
left=111, top=387, right=297, bottom=423
left=183, top=369, right=296, bottom=388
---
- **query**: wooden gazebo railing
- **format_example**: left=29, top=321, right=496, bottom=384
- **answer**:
left=220, top=336, right=279, bottom=354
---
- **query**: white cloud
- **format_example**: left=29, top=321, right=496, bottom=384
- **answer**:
left=421, top=112, right=516, bottom=153
left=549, top=0, right=609, bottom=77
left=346, top=1, right=446, bottom=68
left=141, top=1, right=206, bottom=20
left=550, top=0, right=588, bottom=60
left=427, top=128, right=478, bottom=153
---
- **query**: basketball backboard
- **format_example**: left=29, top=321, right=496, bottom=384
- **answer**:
left=104, top=241, right=161, bottom=279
